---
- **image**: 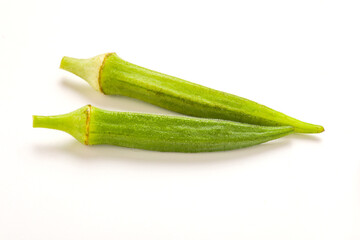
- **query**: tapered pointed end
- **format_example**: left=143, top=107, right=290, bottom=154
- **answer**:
left=294, top=123, right=325, bottom=134
left=270, top=125, right=295, bottom=138
left=316, top=125, right=325, bottom=133
left=60, top=53, right=114, bottom=93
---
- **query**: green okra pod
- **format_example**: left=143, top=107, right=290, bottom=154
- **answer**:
left=33, top=105, right=294, bottom=153
left=60, top=53, right=324, bottom=134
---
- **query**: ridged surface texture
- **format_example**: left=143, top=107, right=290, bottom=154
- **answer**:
left=88, top=106, right=293, bottom=152
left=100, top=53, right=323, bottom=133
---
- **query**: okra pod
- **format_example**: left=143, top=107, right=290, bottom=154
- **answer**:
left=60, top=53, right=324, bottom=133
left=33, top=105, right=294, bottom=153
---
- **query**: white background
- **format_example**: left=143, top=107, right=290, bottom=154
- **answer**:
left=1, top=0, right=359, bottom=239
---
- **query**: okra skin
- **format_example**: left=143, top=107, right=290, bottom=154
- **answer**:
left=60, top=53, right=324, bottom=134
left=33, top=105, right=293, bottom=153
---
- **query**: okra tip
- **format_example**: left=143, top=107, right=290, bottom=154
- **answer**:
left=316, top=125, right=325, bottom=133
left=296, top=123, right=325, bottom=133
left=60, top=53, right=114, bottom=93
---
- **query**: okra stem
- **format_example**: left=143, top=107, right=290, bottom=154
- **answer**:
left=33, top=105, right=90, bottom=144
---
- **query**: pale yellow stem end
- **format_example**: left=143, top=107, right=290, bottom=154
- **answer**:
left=60, top=53, right=112, bottom=93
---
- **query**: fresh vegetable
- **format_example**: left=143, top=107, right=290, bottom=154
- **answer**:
left=33, top=105, right=294, bottom=152
left=60, top=53, right=324, bottom=133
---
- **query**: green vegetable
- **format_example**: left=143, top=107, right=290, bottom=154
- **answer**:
left=60, top=53, right=324, bottom=133
left=33, top=105, right=294, bottom=152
